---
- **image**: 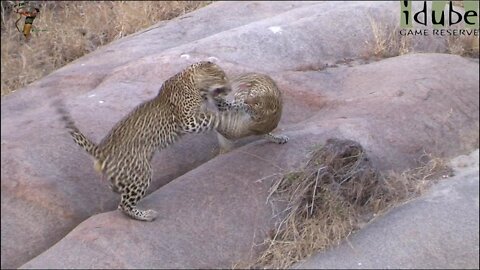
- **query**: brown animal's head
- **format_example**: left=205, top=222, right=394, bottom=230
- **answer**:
left=191, top=61, right=231, bottom=101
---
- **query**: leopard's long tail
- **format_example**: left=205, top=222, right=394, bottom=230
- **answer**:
left=53, top=100, right=102, bottom=163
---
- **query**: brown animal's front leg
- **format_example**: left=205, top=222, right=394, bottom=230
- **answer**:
left=212, top=96, right=254, bottom=116
left=263, top=132, right=289, bottom=144
left=211, top=96, right=232, bottom=112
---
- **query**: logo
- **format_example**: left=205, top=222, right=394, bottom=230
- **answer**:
left=13, top=1, right=45, bottom=40
left=399, top=1, right=479, bottom=36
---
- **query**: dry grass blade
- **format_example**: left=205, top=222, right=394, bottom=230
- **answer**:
left=237, top=138, right=451, bottom=269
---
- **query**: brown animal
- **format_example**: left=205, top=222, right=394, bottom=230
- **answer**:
left=213, top=72, right=288, bottom=153
left=54, top=61, right=234, bottom=221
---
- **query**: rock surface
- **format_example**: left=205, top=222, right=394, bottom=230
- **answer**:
left=1, top=1, right=478, bottom=269
left=293, top=149, right=479, bottom=269
left=18, top=53, right=479, bottom=269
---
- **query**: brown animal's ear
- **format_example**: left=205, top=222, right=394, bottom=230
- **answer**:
left=238, top=83, right=248, bottom=90
left=237, top=82, right=252, bottom=91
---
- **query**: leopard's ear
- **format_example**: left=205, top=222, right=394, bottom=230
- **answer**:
left=207, top=56, right=219, bottom=64
left=237, top=82, right=251, bottom=91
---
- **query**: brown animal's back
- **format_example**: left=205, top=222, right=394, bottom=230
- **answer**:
left=218, top=73, right=283, bottom=139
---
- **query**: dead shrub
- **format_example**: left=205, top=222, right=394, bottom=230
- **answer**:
left=237, top=138, right=451, bottom=269
left=365, top=15, right=412, bottom=59
left=447, top=34, right=479, bottom=57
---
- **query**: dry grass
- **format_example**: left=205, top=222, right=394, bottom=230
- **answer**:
left=2, top=2, right=476, bottom=97
left=0, top=1, right=210, bottom=96
left=452, top=1, right=464, bottom=8
left=447, top=34, right=480, bottom=57
left=366, top=16, right=412, bottom=59
left=236, top=138, right=452, bottom=269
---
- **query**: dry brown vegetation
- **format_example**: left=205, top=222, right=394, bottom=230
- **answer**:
left=2, top=1, right=478, bottom=97
left=366, top=16, right=412, bottom=59
left=447, top=34, right=480, bottom=56
left=0, top=1, right=210, bottom=96
left=452, top=1, right=464, bottom=8
left=236, top=138, right=452, bottom=269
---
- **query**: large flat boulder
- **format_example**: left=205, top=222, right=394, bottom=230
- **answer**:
left=19, top=53, right=479, bottom=269
left=2, top=1, right=478, bottom=269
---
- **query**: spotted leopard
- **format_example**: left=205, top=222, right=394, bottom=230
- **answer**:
left=213, top=72, right=289, bottom=153
left=55, top=61, right=235, bottom=221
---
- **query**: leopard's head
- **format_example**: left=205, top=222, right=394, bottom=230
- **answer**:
left=192, top=61, right=231, bottom=101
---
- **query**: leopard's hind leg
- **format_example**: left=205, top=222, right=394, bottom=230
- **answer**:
left=117, top=158, right=157, bottom=222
